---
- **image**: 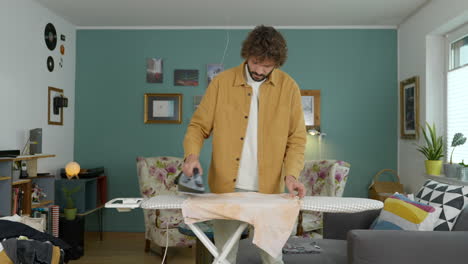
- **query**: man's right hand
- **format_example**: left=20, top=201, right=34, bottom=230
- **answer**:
left=182, top=154, right=203, bottom=177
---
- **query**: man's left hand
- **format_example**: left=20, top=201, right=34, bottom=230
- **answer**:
left=285, top=175, right=305, bottom=198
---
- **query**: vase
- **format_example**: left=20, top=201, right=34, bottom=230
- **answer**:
left=64, top=208, right=77, bottom=221
left=425, top=160, right=442, bottom=176
left=458, top=167, right=468, bottom=182
left=444, top=163, right=461, bottom=178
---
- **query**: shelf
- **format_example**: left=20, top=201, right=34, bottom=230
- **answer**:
left=0, top=154, right=56, bottom=162
left=35, top=174, right=55, bottom=179
left=0, top=154, right=55, bottom=217
left=25, top=176, right=54, bottom=179
left=32, top=200, right=53, bottom=208
left=425, top=174, right=468, bottom=186
left=12, top=179, right=32, bottom=186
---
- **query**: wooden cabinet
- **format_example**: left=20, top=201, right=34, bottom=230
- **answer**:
left=0, top=154, right=55, bottom=216
left=11, top=179, right=32, bottom=215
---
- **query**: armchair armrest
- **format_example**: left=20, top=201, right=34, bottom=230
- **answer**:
left=323, top=210, right=380, bottom=240
left=348, top=230, right=468, bottom=264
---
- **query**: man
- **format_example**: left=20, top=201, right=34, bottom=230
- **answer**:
left=183, top=25, right=306, bottom=264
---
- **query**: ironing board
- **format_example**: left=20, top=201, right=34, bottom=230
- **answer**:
left=106, top=195, right=383, bottom=264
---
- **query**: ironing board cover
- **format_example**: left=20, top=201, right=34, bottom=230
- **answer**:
left=141, top=195, right=383, bottom=213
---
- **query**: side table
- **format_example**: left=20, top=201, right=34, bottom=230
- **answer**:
left=178, top=221, right=249, bottom=264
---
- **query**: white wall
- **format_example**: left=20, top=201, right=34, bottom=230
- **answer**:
left=398, top=1, right=468, bottom=193
left=0, top=0, right=76, bottom=174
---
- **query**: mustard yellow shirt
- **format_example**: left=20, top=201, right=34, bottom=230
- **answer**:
left=184, top=62, right=306, bottom=194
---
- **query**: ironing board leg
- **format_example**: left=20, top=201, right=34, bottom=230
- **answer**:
left=214, top=222, right=248, bottom=264
left=187, top=223, right=221, bottom=259
left=187, top=222, right=248, bottom=264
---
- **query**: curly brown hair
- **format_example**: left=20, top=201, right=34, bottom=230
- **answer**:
left=241, top=25, right=288, bottom=67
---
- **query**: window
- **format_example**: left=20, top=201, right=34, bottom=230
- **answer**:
left=447, top=28, right=468, bottom=164
left=450, top=35, right=468, bottom=69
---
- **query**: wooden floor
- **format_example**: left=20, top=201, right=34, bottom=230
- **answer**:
left=70, top=232, right=195, bottom=264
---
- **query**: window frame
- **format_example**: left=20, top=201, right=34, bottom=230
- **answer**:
left=445, top=23, right=468, bottom=162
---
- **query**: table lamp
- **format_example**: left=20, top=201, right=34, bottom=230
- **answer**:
left=65, top=161, right=80, bottom=180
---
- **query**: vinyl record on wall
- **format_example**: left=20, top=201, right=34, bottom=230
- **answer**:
left=44, top=23, right=57, bottom=51
left=47, top=56, right=54, bottom=72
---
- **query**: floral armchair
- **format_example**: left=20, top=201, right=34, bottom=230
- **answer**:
left=136, top=156, right=196, bottom=254
left=296, top=160, right=350, bottom=238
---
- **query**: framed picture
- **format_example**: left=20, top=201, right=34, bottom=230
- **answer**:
left=193, top=95, right=203, bottom=111
left=48, top=86, right=63, bottom=126
left=400, top=76, right=420, bottom=139
left=146, top=58, right=163, bottom=83
left=144, top=93, right=182, bottom=124
left=300, top=90, right=321, bottom=131
left=207, top=64, right=224, bottom=84
left=174, top=69, right=199, bottom=86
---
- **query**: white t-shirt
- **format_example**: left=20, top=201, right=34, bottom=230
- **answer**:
left=236, top=65, right=265, bottom=191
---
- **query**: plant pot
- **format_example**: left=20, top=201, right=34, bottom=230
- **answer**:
left=444, top=163, right=461, bottom=178
left=458, top=167, right=468, bottom=182
left=64, top=208, right=77, bottom=221
left=425, top=160, right=443, bottom=176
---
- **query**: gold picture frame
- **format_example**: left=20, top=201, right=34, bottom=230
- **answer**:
left=48, top=86, right=63, bottom=126
left=300, top=90, right=321, bottom=131
left=144, top=93, right=182, bottom=124
left=400, top=76, right=420, bottom=139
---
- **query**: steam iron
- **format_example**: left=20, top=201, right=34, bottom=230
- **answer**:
left=176, top=168, right=205, bottom=194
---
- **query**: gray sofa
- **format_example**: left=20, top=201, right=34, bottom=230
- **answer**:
left=238, top=206, right=468, bottom=264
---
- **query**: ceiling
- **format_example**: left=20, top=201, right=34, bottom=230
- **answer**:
left=35, top=0, right=429, bottom=28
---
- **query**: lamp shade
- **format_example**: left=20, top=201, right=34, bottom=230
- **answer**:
left=65, top=161, right=80, bottom=179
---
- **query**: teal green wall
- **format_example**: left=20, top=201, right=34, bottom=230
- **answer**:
left=75, top=29, right=397, bottom=232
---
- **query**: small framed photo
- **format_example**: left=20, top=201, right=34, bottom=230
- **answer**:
left=174, top=69, right=199, bottom=86
left=300, top=90, right=321, bottom=131
left=48, top=86, right=63, bottom=126
left=400, top=76, right=419, bottom=139
left=144, top=93, right=182, bottom=124
left=146, top=58, right=163, bottom=83
left=207, top=64, right=224, bottom=84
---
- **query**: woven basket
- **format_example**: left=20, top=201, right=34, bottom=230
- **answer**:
left=368, top=169, right=404, bottom=202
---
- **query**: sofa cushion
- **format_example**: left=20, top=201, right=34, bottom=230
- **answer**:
left=372, top=193, right=440, bottom=231
left=323, top=210, right=380, bottom=240
left=416, top=180, right=468, bottom=231
left=237, top=237, right=347, bottom=264
left=452, top=206, right=468, bottom=231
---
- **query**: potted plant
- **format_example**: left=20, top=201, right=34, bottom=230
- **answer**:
left=416, top=122, right=444, bottom=175
left=458, top=160, right=468, bottom=181
left=444, top=133, right=467, bottom=178
left=62, top=186, right=81, bottom=220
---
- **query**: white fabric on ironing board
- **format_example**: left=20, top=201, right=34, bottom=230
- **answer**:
left=181, top=192, right=300, bottom=258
